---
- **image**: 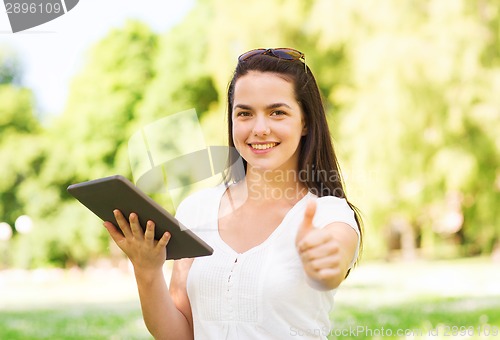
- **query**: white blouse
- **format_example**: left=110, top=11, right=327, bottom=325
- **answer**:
left=175, top=184, right=360, bottom=340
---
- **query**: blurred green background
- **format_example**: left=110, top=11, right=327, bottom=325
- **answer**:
left=1, top=0, right=499, bottom=339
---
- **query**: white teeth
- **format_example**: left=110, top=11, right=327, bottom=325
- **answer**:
left=251, top=143, right=277, bottom=150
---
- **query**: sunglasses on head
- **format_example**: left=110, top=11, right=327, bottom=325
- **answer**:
left=238, top=48, right=306, bottom=70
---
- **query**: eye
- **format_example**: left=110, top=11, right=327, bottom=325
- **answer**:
left=236, top=111, right=252, bottom=117
left=270, top=110, right=287, bottom=116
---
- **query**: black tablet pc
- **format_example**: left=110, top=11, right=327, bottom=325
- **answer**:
left=67, top=175, right=213, bottom=260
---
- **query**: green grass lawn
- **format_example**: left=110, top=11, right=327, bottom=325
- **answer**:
left=330, top=258, right=500, bottom=339
left=0, top=258, right=499, bottom=339
left=0, top=303, right=148, bottom=339
left=331, top=297, right=500, bottom=339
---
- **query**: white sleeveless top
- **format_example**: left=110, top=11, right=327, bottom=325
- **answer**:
left=175, top=184, right=360, bottom=340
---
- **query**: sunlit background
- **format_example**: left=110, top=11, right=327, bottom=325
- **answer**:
left=1, top=0, right=499, bottom=339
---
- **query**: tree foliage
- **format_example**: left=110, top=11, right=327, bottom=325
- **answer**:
left=0, top=48, right=22, bottom=85
left=0, top=0, right=499, bottom=267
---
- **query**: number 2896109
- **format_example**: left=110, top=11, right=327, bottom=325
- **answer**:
left=5, top=2, right=63, bottom=14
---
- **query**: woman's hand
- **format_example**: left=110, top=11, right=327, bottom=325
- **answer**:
left=103, top=210, right=171, bottom=274
left=105, top=211, right=193, bottom=339
left=295, top=200, right=345, bottom=290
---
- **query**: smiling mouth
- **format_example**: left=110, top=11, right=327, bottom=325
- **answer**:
left=250, top=142, right=279, bottom=150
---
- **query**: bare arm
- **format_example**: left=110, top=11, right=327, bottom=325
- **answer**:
left=169, top=258, right=194, bottom=332
left=103, top=210, right=194, bottom=340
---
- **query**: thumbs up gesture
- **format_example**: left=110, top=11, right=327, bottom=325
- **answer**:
left=295, top=199, right=345, bottom=290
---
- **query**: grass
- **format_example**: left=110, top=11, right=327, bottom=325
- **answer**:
left=0, top=265, right=153, bottom=339
left=0, top=303, right=148, bottom=339
left=330, top=257, right=500, bottom=339
left=331, top=297, right=500, bottom=339
left=0, top=258, right=499, bottom=339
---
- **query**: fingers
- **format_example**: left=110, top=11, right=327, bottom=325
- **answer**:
left=112, top=210, right=150, bottom=241
left=296, top=224, right=342, bottom=286
left=104, top=210, right=172, bottom=268
left=311, top=266, right=342, bottom=282
left=128, top=212, right=144, bottom=240
left=144, top=220, right=155, bottom=242
left=299, top=238, right=338, bottom=261
left=144, top=220, right=171, bottom=249
left=295, top=198, right=317, bottom=245
left=299, top=239, right=341, bottom=283
left=103, top=221, right=125, bottom=243
left=108, top=211, right=171, bottom=250
left=303, top=199, right=316, bottom=228
left=303, top=255, right=340, bottom=274
left=157, top=231, right=171, bottom=250
left=297, top=228, right=333, bottom=252
left=113, top=209, right=132, bottom=238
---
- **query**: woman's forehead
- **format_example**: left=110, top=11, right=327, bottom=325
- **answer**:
left=233, top=71, right=296, bottom=105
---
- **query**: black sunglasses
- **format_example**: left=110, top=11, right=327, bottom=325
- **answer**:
left=238, top=48, right=306, bottom=71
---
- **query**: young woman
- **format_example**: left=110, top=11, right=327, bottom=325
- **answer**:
left=104, top=48, right=362, bottom=339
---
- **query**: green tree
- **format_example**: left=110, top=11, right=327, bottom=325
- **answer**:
left=0, top=52, right=39, bottom=219
left=0, top=48, right=22, bottom=85
left=0, top=51, right=41, bottom=267
left=307, top=0, right=500, bottom=257
left=11, top=21, right=160, bottom=267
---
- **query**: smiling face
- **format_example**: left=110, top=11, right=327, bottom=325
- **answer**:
left=232, top=71, right=306, bottom=174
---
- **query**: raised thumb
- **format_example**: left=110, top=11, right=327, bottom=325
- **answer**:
left=296, top=198, right=317, bottom=245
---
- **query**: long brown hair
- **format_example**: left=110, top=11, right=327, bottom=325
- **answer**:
left=225, top=53, right=363, bottom=266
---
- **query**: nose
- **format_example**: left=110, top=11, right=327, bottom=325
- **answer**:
left=252, top=115, right=270, bottom=136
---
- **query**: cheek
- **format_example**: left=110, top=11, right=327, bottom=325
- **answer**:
left=232, top=123, right=246, bottom=147
left=277, top=122, right=303, bottom=143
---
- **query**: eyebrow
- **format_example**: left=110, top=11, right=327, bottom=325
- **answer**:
left=233, top=103, right=292, bottom=110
